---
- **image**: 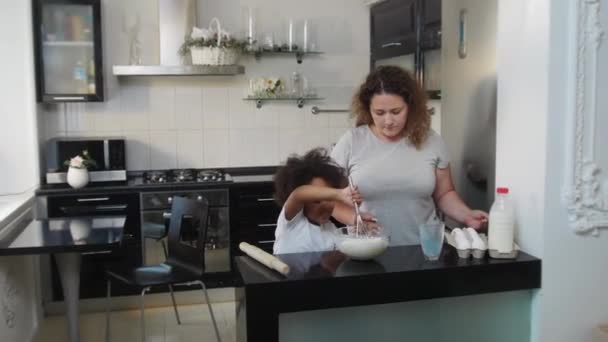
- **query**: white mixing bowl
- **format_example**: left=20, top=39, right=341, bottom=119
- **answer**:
left=336, top=234, right=389, bottom=260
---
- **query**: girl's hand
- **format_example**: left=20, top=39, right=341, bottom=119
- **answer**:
left=464, top=210, right=489, bottom=230
left=348, top=212, right=381, bottom=235
left=337, top=186, right=362, bottom=206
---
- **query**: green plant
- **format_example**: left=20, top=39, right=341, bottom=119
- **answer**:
left=179, top=34, right=250, bottom=56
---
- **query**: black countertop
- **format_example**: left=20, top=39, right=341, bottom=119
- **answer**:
left=235, top=245, right=541, bottom=342
left=237, top=245, right=541, bottom=292
left=0, top=215, right=125, bottom=255
left=36, top=166, right=278, bottom=196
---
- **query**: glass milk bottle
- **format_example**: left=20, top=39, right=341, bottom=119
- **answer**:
left=488, top=187, right=518, bottom=259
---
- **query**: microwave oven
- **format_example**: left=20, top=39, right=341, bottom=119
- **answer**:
left=45, top=137, right=127, bottom=184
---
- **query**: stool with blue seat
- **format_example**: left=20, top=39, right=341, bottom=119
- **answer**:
left=105, top=196, right=221, bottom=342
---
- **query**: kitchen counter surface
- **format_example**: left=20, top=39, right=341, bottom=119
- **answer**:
left=36, top=166, right=278, bottom=196
left=235, top=245, right=541, bottom=341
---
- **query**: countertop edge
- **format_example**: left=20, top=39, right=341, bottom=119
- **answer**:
left=0, top=191, right=35, bottom=233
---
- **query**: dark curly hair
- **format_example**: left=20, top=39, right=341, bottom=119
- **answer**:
left=352, top=65, right=430, bottom=148
left=274, top=148, right=347, bottom=206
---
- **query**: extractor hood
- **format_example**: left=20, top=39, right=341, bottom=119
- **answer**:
left=113, top=0, right=245, bottom=76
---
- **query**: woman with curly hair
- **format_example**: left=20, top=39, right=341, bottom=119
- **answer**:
left=272, top=148, right=363, bottom=254
left=331, top=65, right=488, bottom=246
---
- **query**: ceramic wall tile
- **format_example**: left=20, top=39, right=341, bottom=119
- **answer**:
left=149, top=86, right=175, bottom=130
left=175, top=86, right=204, bottom=130
left=202, top=88, right=229, bottom=129
left=149, top=131, right=177, bottom=169
left=177, top=130, right=204, bottom=168
left=203, top=129, right=229, bottom=167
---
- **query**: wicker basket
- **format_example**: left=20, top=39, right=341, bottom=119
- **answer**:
left=191, top=18, right=240, bottom=65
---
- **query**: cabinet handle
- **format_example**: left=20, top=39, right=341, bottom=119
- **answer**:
left=81, top=250, right=112, bottom=255
left=77, top=197, right=110, bottom=202
left=257, top=223, right=276, bottom=228
left=53, top=96, right=86, bottom=101
left=257, top=240, right=275, bottom=244
left=162, top=212, right=172, bottom=219
left=381, top=42, right=402, bottom=48
left=256, top=198, right=274, bottom=202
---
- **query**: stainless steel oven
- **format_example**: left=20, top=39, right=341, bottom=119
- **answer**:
left=140, top=189, right=230, bottom=273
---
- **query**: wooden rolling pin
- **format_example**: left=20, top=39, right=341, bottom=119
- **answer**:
left=239, top=242, right=290, bottom=275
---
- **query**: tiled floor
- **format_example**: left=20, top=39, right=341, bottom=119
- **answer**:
left=34, top=302, right=237, bottom=342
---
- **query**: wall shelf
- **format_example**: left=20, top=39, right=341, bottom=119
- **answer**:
left=112, top=64, right=245, bottom=76
left=244, top=96, right=324, bottom=109
left=245, top=50, right=323, bottom=64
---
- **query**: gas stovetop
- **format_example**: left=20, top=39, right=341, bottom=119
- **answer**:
left=139, top=169, right=232, bottom=185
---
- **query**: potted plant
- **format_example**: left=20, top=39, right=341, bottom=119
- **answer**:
left=64, top=150, right=96, bottom=189
left=178, top=17, right=249, bottom=65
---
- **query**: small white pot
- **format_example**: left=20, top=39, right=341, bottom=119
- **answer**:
left=67, top=167, right=89, bottom=189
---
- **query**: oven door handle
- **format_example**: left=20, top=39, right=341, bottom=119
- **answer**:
left=95, top=204, right=128, bottom=211
left=162, top=212, right=172, bottom=219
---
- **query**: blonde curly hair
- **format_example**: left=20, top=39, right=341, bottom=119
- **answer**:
left=351, top=65, right=430, bottom=149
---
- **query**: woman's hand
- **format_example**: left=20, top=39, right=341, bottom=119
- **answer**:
left=463, top=210, right=489, bottom=230
left=337, top=186, right=362, bottom=206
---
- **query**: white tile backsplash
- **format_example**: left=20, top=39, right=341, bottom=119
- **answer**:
left=176, top=130, right=204, bottom=168
left=149, top=86, right=176, bottom=130
left=38, top=0, right=369, bottom=170
left=253, top=129, right=280, bottom=166
left=124, top=131, right=151, bottom=170
left=229, top=129, right=258, bottom=166
left=175, top=86, right=204, bottom=130
left=149, top=131, right=177, bottom=169
left=279, top=106, right=306, bottom=129
left=254, top=109, right=280, bottom=129
left=202, top=88, right=229, bottom=129
left=203, top=129, right=230, bottom=167
left=228, top=88, right=256, bottom=129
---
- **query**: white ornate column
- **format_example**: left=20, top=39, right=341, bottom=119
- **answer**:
left=562, top=0, right=608, bottom=235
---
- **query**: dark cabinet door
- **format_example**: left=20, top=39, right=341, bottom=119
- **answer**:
left=230, top=183, right=281, bottom=254
left=371, top=0, right=418, bottom=61
left=33, top=0, right=104, bottom=102
left=46, top=192, right=141, bottom=299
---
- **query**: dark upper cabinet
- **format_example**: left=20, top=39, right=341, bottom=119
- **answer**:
left=371, top=0, right=441, bottom=97
left=420, top=0, right=441, bottom=50
left=370, top=0, right=418, bottom=61
left=33, top=0, right=104, bottom=102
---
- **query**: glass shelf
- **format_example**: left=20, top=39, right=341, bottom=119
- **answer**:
left=245, top=50, right=323, bottom=64
left=113, top=65, right=245, bottom=76
left=244, top=96, right=324, bottom=108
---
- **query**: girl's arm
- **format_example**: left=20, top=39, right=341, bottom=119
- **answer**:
left=284, top=185, right=360, bottom=220
left=433, top=166, right=488, bottom=229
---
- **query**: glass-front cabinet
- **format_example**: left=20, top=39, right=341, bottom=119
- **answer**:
left=33, top=0, right=104, bottom=102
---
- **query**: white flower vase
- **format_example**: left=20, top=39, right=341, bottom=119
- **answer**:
left=69, top=219, right=92, bottom=243
left=67, top=167, right=89, bottom=189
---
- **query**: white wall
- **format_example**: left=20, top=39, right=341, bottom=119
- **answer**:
left=40, top=0, right=368, bottom=170
left=539, top=0, right=608, bottom=341
left=497, top=0, right=608, bottom=341
left=0, top=2, right=42, bottom=341
left=442, top=0, right=497, bottom=212
left=0, top=2, right=39, bottom=193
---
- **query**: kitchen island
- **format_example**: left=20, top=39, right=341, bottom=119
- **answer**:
left=235, top=245, right=541, bottom=342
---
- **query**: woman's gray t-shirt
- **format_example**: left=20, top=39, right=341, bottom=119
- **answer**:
left=331, top=125, right=450, bottom=246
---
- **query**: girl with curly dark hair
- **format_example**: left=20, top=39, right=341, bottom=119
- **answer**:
left=331, top=66, right=488, bottom=246
left=272, top=148, right=363, bottom=254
